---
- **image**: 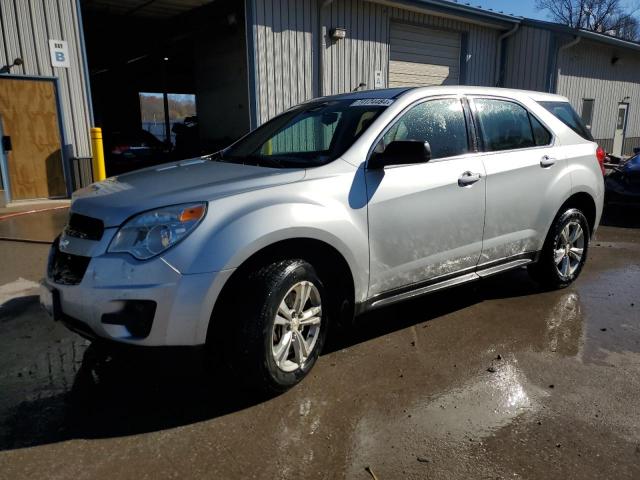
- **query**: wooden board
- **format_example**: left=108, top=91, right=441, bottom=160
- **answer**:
left=0, top=78, right=66, bottom=200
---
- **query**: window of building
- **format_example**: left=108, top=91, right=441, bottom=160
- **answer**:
left=381, top=98, right=469, bottom=160
left=581, top=99, right=595, bottom=131
left=139, top=92, right=197, bottom=145
left=474, top=99, right=536, bottom=152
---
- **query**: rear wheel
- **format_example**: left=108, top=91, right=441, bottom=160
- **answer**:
left=225, top=259, right=328, bottom=394
left=528, top=208, right=590, bottom=289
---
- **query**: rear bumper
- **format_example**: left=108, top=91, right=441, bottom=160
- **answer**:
left=43, top=249, right=234, bottom=346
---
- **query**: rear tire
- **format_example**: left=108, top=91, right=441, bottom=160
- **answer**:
left=224, top=259, right=328, bottom=394
left=528, top=208, right=590, bottom=289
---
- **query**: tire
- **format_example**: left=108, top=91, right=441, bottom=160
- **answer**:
left=528, top=208, right=590, bottom=289
left=225, top=259, right=328, bottom=394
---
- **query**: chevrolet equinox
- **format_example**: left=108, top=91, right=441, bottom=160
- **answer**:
left=41, top=87, right=605, bottom=392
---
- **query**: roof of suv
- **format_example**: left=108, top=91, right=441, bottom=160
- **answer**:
left=320, top=86, right=567, bottom=103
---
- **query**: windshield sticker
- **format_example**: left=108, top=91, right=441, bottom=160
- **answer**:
left=350, top=99, right=394, bottom=107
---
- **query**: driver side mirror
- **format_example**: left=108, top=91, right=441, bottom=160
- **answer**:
left=368, top=140, right=431, bottom=169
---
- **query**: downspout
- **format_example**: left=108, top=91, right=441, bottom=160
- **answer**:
left=494, top=22, right=519, bottom=87
left=552, top=35, right=581, bottom=92
left=317, top=0, right=334, bottom=97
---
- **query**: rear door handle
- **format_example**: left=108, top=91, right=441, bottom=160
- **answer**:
left=540, top=155, right=556, bottom=168
left=458, top=171, right=482, bottom=187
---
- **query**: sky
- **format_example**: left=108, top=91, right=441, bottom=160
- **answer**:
left=468, top=0, right=640, bottom=22
left=465, top=1, right=548, bottom=20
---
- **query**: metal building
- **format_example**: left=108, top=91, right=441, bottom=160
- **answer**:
left=1, top=0, right=640, bottom=205
left=0, top=0, right=92, bottom=205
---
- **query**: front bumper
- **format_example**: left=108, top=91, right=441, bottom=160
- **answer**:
left=42, top=240, right=233, bottom=346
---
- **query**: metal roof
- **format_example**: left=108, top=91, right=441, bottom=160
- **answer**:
left=81, top=0, right=213, bottom=18
left=522, top=18, right=640, bottom=53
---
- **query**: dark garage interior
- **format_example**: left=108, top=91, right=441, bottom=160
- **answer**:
left=80, top=0, right=250, bottom=175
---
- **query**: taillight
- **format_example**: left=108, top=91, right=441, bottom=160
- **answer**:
left=596, top=146, right=606, bottom=176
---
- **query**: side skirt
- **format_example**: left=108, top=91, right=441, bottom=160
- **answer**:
left=356, top=252, right=538, bottom=314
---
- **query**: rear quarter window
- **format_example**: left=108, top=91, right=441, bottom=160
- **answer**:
left=539, top=101, right=594, bottom=141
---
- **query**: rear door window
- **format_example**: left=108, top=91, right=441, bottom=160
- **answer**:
left=530, top=115, right=552, bottom=146
left=539, top=101, right=594, bottom=141
left=473, top=98, right=536, bottom=151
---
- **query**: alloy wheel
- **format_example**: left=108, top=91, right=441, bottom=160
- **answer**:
left=554, top=220, right=585, bottom=278
left=271, top=281, right=322, bottom=372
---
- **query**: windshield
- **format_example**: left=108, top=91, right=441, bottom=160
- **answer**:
left=221, top=99, right=389, bottom=168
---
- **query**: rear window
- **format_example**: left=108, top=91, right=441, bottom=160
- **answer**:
left=539, top=101, right=594, bottom=141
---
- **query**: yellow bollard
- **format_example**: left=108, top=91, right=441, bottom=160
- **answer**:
left=90, top=127, right=107, bottom=182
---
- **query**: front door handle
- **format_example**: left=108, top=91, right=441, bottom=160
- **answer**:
left=540, top=155, right=556, bottom=168
left=458, top=171, right=482, bottom=187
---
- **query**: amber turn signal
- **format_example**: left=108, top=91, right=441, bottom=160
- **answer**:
left=179, top=204, right=206, bottom=222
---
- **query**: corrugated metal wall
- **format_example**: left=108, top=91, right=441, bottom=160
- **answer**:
left=248, top=0, right=318, bottom=126
left=503, top=25, right=551, bottom=92
left=0, top=0, right=92, bottom=158
left=557, top=39, right=640, bottom=153
left=386, top=5, right=498, bottom=87
left=250, top=0, right=500, bottom=124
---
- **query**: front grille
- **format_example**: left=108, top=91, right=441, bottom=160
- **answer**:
left=65, top=213, right=104, bottom=241
left=48, top=239, right=91, bottom=285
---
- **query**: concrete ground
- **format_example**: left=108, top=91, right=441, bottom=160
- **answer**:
left=0, top=206, right=639, bottom=479
left=0, top=201, right=69, bottom=243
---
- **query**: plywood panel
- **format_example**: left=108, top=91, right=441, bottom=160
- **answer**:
left=0, top=78, right=65, bottom=200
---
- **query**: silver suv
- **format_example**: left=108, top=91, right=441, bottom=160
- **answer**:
left=41, top=87, right=605, bottom=392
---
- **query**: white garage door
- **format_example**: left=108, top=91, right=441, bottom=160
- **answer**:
left=389, top=22, right=461, bottom=87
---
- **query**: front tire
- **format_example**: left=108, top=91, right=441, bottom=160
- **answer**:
left=528, top=208, right=590, bottom=289
left=228, top=259, right=328, bottom=394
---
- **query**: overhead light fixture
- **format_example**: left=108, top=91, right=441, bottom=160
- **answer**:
left=330, top=27, right=347, bottom=40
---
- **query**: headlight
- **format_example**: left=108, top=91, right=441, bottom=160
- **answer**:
left=108, top=203, right=207, bottom=260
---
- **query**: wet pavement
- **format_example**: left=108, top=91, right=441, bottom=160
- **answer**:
left=0, top=203, right=68, bottom=243
left=0, top=209, right=639, bottom=479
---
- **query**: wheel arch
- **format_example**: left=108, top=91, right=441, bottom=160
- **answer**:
left=205, top=237, right=357, bottom=345
left=560, top=191, right=597, bottom=237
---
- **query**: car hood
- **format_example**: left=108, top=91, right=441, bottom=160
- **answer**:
left=71, top=158, right=306, bottom=227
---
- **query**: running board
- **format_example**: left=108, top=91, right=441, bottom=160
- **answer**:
left=362, top=255, right=535, bottom=313
left=475, top=258, right=533, bottom=278
left=368, top=272, right=479, bottom=310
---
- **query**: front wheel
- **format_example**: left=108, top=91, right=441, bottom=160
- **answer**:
left=528, top=208, right=590, bottom=289
left=228, top=259, right=328, bottom=394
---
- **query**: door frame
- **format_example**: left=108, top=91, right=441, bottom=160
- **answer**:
left=0, top=74, right=71, bottom=203
left=612, top=102, right=629, bottom=157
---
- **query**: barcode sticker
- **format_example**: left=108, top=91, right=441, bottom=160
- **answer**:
left=350, top=99, right=394, bottom=107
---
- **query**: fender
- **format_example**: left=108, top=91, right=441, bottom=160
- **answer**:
left=162, top=184, right=370, bottom=302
